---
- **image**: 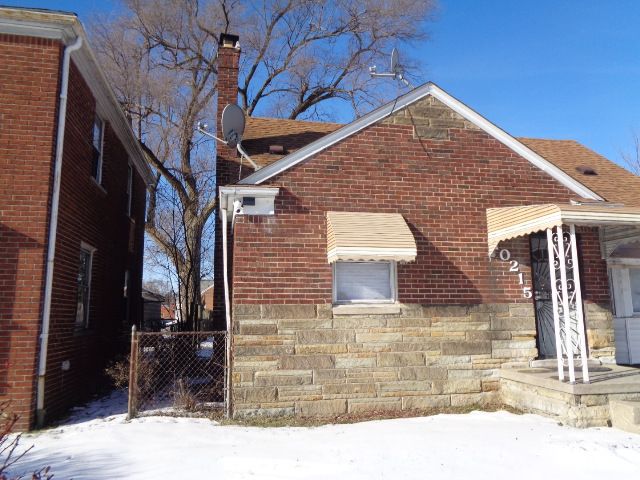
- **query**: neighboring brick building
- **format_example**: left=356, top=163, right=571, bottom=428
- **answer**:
left=214, top=38, right=640, bottom=418
left=201, top=280, right=214, bottom=316
left=0, top=8, right=154, bottom=430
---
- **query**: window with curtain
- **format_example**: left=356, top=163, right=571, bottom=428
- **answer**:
left=75, top=247, right=93, bottom=328
left=333, top=261, right=395, bottom=303
left=91, top=116, right=104, bottom=183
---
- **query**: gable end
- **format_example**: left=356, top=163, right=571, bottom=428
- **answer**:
left=381, top=95, right=480, bottom=141
left=239, top=83, right=603, bottom=201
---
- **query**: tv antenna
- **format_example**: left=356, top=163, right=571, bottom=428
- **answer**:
left=369, top=47, right=412, bottom=88
left=196, top=104, right=260, bottom=170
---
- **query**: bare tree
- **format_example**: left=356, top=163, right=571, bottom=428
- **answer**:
left=92, top=0, right=221, bottom=330
left=237, top=0, right=435, bottom=119
left=90, top=0, right=434, bottom=327
left=621, top=132, right=640, bottom=175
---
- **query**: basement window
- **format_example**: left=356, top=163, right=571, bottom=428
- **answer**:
left=91, top=116, right=105, bottom=184
left=333, top=261, right=396, bottom=304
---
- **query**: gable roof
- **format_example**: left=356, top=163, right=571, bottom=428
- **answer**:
left=237, top=82, right=607, bottom=201
left=238, top=117, right=640, bottom=207
left=201, top=279, right=214, bottom=293
left=242, top=117, right=341, bottom=167
left=518, top=138, right=640, bottom=207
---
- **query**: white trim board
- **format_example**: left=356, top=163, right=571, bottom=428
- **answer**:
left=238, top=82, right=603, bottom=202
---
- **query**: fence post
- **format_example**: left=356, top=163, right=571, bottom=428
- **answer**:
left=127, top=325, right=139, bottom=420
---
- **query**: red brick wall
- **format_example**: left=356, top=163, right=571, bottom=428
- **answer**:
left=0, top=35, right=61, bottom=430
left=0, top=35, right=146, bottom=429
left=230, top=121, right=610, bottom=307
left=43, top=61, right=146, bottom=425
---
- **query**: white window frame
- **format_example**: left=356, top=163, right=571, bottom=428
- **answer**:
left=92, top=116, right=105, bottom=184
left=75, top=242, right=96, bottom=328
left=609, top=261, right=640, bottom=318
left=126, top=163, right=133, bottom=217
left=332, top=261, right=397, bottom=305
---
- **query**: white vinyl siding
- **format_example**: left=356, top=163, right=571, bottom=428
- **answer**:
left=333, top=261, right=396, bottom=304
left=610, top=265, right=640, bottom=364
left=611, top=267, right=640, bottom=318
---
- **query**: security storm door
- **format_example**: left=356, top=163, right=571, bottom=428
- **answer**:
left=610, top=264, right=640, bottom=364
left=530, top=233, right=555, bottom=358
left=530, top=230, right=586, bottom=360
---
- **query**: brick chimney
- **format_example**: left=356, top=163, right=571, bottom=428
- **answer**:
left=216, top=33, right=240, bottom=161
left=213, top=33, right=240, bottom=327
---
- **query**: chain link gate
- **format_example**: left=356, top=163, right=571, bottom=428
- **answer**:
left=127, top=327, right=229, bottom=418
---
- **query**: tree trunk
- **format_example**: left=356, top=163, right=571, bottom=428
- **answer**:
left=177, top=215, right=204, bottom=331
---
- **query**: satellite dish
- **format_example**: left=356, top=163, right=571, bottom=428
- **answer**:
left=390, top=47, right=399, bottom=73
left=369, top=47, right=412, bottom=88
left=221, top=104, right=245, bottom=149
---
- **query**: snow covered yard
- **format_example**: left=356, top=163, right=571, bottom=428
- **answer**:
left=9, top=393, right=640, bottom=479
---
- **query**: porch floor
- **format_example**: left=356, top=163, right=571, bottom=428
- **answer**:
left=500, top=364, right=640, bottom=428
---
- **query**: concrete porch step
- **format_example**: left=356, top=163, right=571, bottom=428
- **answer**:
left=610, top=400, right=640, bottom=434
left=530, top=358, right=603, bottom=369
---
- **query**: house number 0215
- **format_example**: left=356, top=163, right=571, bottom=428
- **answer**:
left=498, top=249, right=532, bottom=299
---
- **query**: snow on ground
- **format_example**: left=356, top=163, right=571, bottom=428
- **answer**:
left=9, top=392, right=640, bottom=480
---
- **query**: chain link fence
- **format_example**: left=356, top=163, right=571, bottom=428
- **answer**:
left=127, top=328, right=229, bottom=418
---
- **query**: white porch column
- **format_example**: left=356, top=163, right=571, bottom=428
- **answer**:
left=556, top=225, right=576, bottom=383
left=569, top=224, right=590, bottom=383
left=547, top=225, right=590, bottom=384
left=546, top=228, right=565, bottom=381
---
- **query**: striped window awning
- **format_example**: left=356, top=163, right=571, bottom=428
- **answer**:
left=326, top=211, right=417, bottom=263
left=487, top=203, right=640, bottom=254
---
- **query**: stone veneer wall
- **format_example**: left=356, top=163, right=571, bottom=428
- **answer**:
left=231, top=303, right=538, bottom=417
left=231, top=302, right=616, bottom=417
left=584, top=303, right=615, bottom=362
left=501, top=378, right=640, bottom=428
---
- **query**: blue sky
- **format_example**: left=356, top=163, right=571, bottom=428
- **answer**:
left=4, top=0, right=639, bottom=165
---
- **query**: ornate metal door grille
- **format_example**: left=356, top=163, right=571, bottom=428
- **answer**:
left=530, top=233, right=556, bottom=358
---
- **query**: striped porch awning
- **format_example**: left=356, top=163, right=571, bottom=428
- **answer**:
left=326, top=211, right=417, bottom=263
left=487, top=203, right=640, bottom=254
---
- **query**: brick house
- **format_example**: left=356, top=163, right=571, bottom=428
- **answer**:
left=0, top=8, right=154, bottom=430
left=214, top=36, right=640, bottom=421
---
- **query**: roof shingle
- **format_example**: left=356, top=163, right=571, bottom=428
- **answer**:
left=242, top=117, right=340, bottom=167
left=518, top=138, right=640, bottom=206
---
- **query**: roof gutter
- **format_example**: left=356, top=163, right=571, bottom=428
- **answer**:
left=36, top=34, right=83, bottom=428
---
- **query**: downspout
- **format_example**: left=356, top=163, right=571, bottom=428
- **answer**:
left=36, top=36, right=83, bottom=427
left=221, top=206, right=232, bottom=417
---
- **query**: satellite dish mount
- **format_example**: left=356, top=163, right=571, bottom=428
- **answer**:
left=369, top=48, right=412, bottom=88
left=196, top=104, right=260, bottom=170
